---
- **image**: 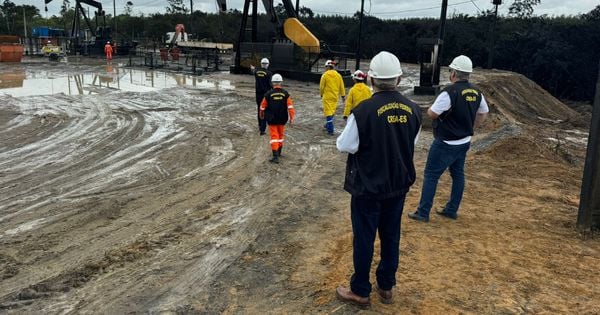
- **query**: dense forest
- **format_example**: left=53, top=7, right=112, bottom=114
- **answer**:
left=1, top=1, right=599, bottom=102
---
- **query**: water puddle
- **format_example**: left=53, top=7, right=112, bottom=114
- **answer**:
left=0, top=66, right=235, bottom=97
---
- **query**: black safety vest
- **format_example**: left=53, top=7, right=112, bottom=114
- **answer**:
left=254, top=68, right=273, bottom=95
left=344, top=90, right=422, bottom=199
left=433, top=81, right=482, bottom=141
left=263, top=87, right=290, bottom=125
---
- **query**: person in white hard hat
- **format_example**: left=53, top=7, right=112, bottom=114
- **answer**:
left=335, top=51, right=422, bottom=307
left=408, top=55, right=489, bottom=223
left=342, top=70, right=372, bottom=120
left=259, top=74, right=295, bottom=163
left=251, top=58, right=273, bottom=135
left=320, top=59, right=345, bottom=135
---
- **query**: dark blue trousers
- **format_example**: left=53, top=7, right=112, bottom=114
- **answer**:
left=350, top=194, right=407, bottom=297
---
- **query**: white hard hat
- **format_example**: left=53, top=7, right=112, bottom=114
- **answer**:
left=261, top=58, right=270, bottom=64
left=352, top=70, right=367, bottom=81
left=368, top=51, right=402, bottom=79
left=449, top=55, right=473, bottom=73
left=324, top=60, right=335, bottom=67
left=272, top=74, right=283, bottom=82
left=107, top=41, right=110, bottom=44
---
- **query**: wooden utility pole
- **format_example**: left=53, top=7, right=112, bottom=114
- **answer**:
left=434, top=0, right=449, bottom=85
left=190, top=0, right=193, bottom=14
left=487, top=0, right=501, bottom=68
left=295, top=0, right=300, bottom=15
left=113, top=0, right=116, bottom=36
left=356, top=0, right=365, bottom=71
left=578, top=61, right=600, bottom=231
left=23, top=7, right=27, bottom=37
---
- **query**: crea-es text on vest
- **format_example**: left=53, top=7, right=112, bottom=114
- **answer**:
left=377, top=102, right=414, bottom=124
left=270, top=92, right=286, bottom=101
left=461, top=88, right=479, bottom=102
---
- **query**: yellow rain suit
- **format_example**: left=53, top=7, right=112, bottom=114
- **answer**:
left=343, top=82, right=372, bottom=117
left=320, top=69, right=346, bottom=117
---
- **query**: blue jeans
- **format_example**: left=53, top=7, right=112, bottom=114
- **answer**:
left=350, top=194, right=406, bottom=297
left=416, top=139, right=470, bottom=218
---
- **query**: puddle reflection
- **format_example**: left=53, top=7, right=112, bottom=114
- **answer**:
left=0, top=67, right=235, bottom=97
left=0, top=71, right=26, bottom=89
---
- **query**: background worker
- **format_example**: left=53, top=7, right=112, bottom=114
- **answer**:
left=408, top=55, right=489, bottom=223
left=251, top=58, right=273, bottom=135
left=104, top=41, right=113, bottom=61
left=259, top=74, right=295, bottom=164
left=335, top=51, right=422, bottom=307
left=320, top=60, right=345, bottom=135
left=343, top=70, right=372, bottom=120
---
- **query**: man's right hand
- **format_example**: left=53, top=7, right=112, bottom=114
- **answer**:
left=250, top=65, right=255, bottom=71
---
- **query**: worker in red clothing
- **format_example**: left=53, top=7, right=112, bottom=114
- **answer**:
left=259, top=74, right=295, bottom=164
left=104, top=41, right=113, bottom=61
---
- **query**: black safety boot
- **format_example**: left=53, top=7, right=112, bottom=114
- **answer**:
left=277, top=146, right=283, bottom=157
left=269, top=150, right=279, bottom=164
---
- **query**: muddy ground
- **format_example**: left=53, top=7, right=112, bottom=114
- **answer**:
left=0, top=56, right=599, bottom=314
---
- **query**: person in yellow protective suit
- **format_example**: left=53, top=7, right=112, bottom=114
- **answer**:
left=343, top=70, right=372, bottom=120
left=320, top=60, right=345, bottom=135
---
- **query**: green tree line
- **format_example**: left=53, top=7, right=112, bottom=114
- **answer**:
left=1, top=1, right=598, bottom=102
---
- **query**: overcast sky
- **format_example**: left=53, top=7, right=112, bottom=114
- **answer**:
left=21, top=0, right=599, bottom=19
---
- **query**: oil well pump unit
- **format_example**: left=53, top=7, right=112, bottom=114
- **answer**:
left=43, top=0, right=135, bottom=56
left=230, top=0, right=354, bottom=82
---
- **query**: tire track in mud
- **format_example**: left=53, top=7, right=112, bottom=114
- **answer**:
left=0, top=68, right=338, bottom=313
left=1, top=65, right=419, bottom=313
left=0, top=89, right=208, bottom=226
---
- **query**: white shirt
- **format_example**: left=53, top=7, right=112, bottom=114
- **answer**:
left=336, top=114, right=420, bottom=154
left=430, top=91, right=489, bottom=145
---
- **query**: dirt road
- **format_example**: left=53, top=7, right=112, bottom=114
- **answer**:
left=0, top=58, right=598, bottom=314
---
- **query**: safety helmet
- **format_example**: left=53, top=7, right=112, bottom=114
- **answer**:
left=261, top=58, right=270, bottom=65
left=449, top=55, right=473, bottom=73
left=324, top=60, right=335, bottom=67
left=272, top=74, right=283, bottom=83
left=107, top=41, right=110, bottom=44
left=368, top=51, right=403, bottom=79
left=352, top=70, right=367, bottom=81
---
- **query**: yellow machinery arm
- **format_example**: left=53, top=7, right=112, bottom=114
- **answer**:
left=283, top=18, right=320, bottom=54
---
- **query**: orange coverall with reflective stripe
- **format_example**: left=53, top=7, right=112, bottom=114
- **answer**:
left=104, top=44, right=113, bottom=60
left=259, top=86, right=295, bottom=151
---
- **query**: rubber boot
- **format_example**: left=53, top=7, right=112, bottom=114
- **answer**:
left=269, top=150, right=279, bottom=164
left=277, top=146, right=283, bottom=157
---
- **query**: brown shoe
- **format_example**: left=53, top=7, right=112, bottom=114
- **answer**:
left=336, top=285, right=370, bottom=308
left=376, top=285, right=393, bottom=304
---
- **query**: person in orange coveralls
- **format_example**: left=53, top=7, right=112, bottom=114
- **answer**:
left=104, top=41, right=113, bottom=61
left=259, top=74, right=295, bottom=164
